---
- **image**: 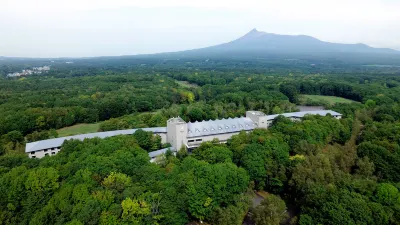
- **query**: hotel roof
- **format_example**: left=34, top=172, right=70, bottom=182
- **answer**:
left=25, top=127, right=167, bottom=153
left=263, top=110, right=342, bottom=120
left=148, top=147, right=176, bottom=158
left=187, top=117, right=255, bottom=138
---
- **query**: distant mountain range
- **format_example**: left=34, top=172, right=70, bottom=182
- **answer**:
left=2, top=29, right=400, bottom=65
left=215, top=29, right=397, bottom=54
left=149, top=29, right=400, bottom=64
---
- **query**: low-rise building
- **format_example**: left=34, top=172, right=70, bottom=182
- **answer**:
left=25, top=127, right=167, bottom=159
left=246, top=110, right=342, bottom=128
left=25, top=110, right=341, bottom=159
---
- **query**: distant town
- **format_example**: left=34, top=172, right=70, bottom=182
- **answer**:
left=7, top=66, right=51, bottom=77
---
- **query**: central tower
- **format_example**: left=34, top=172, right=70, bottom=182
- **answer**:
left=167, top=117, right=188, bottom=150
left=246, top=111, right=270, bottom=128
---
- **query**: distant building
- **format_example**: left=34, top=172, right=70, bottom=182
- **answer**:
left=25, top=110, right=341, bottom=160
left=7, top=66, right=51, bottom=77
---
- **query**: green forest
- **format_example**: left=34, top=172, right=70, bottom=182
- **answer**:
left=0, top=60, right=400, bottom=225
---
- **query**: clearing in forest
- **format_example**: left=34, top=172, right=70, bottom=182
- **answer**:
left=300, top=95, right=356, bottom=105
left=175, top=80, right=200, bottom=88
left=57, top=123, right=100, bottom=137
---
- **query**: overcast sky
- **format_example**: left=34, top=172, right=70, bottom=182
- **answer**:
left=1, top=0, right=399, bottom=57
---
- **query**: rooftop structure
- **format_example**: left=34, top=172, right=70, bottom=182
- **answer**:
left=167, top=117, right=186, bottom=123
left=247, top=111, right=266, bottom=116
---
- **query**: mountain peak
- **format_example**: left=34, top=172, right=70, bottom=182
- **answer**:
left=241, top=28, right=267, bottom=39
left=168, top=28, right=399, bottom=61
left=249, top=28, right=259, bottom=33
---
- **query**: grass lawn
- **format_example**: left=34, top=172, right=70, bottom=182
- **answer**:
left=57, top=123, right=100, bottom=137
left=301, top=95, right=356, bottom=105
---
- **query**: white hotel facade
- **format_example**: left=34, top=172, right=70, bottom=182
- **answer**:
left=25, top=110, right=341, bottom=160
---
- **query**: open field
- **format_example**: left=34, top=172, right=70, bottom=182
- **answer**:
left=57, top=123, right=100, bottom=137
left=300, top=95, right=356, bottom=105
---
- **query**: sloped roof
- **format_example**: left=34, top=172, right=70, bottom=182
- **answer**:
left=263, top=110, right=342, bottom=121
left=25, top=127, right=167, bottom=153
left=187, top=117, right=255, bottom=138
left=148, top=147, right=176, bottom=158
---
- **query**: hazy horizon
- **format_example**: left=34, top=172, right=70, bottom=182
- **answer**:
left=1, top=0, right=400, bottom=58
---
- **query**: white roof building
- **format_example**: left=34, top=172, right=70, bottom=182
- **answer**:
left=25, top=110, right=341, bottom=159
left=25, top=127, right=167, bottom=159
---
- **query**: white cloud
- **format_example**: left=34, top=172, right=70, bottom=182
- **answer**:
left=3, top=0, right=399, bottom=18
left=0, top=0, right=399, bottom=57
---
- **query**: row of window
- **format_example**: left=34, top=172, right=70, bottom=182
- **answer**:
left=188, top=139, right=202, bottom=143
left=43, top=147, right=58, bottom=152
left=30, top=147, right=61, bottom=155
left=31, top=152, right=56, bottom=158
left=261, top=121, right=273, bottom=125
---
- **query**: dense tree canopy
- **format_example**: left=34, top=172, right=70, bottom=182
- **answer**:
left=1, top=60, right=400, bottom=224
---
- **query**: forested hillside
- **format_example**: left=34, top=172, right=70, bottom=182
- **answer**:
left=0, top=62, right=399, bottom=224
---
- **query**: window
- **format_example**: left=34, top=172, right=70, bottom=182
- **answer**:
left=31, top=152, right=35, bottom=155
left=51, top=152, right=56, bottom=155
left=32, top=156, right=36, bottom=158
left=188, top=140, right=195, bottom=143
left=45, top=153, right=49, bottom=156
left=51, top=148, right=55, bottom=150
left=195, top=139, right=202, bottom=142
left=44, top=149, right=48, bottom=152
